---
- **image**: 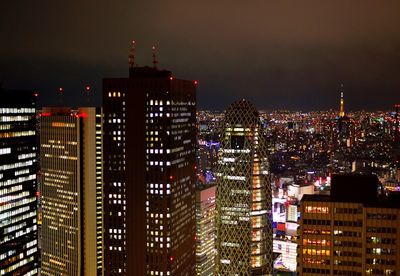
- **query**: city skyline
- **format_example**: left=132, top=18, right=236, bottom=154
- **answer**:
left=1, top=2, right=400, bottom=275
left=1, top=1, right=400, bottom=110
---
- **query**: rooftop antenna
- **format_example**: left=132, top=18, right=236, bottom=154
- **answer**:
left=152, top=45, right=158, bottom=68
left=58, top=87, right=64, bottom=106
left=85, top=85, right=91, bottom=106
left=128, top=40, right=136, bottom=68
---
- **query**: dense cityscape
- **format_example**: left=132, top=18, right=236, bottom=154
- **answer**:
left=2, top=2, right=400, bottom=276
left=1, top=55, right=399, bottom=275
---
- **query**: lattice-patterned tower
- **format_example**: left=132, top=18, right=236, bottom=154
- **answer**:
left=216, top=99, right=273, bottom=275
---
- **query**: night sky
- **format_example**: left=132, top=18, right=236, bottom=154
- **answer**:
left=1, top=1, right=399, bottom=111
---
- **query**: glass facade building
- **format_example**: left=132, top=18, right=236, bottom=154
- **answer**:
left=216, top=99, right=273, bottom=275
left=0, top=89, right=39, bottom=275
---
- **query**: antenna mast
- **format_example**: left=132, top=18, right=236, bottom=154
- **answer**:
left=152, top=45, right=158, bottom=68
left=128, top=40, right=136, bottom=68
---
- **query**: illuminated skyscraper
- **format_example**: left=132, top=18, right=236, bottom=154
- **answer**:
left=0, top=89, right=39, bottom=275
left=216, top=99, right=273, bottom=275
left=103, top=45, right=197, bottom=275
left=196, top=184, right=216, bottom=276
left=40, top=107, right=103, bottom=275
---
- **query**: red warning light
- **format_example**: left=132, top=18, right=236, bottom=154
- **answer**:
left=169, top=256, right=174, bottom=263
left=76, top=112, right=88, bottom=118
left=59, top=87, right=64, bottom=93
left=85, top=85, right=91, bottom=91
left=169, top=77, right=173, bottom=81
left=36, top=191, right=40, bottom=197
left=34, top=92, right=39, bottom=97
left=169, top=175, right=173, bottom=180
left=194, top=80, right=198, bottom=85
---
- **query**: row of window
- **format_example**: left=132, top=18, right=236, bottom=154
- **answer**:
left=366, top=258, right=396, bottom=266
left=334, top=220, right=362, bottom=227
left=334, top=207, right=362, bottom=214
left=367, top=237, right=396, bottom=244
left=366, top=213, right=397, bottom=220
left=302, top=268, right=330, bottom=274
left=333, top=260, right=361, bottom=267
left=0, top=147, right=11, bottom=155
left=303, top=219, right=330, bottom=226
left=334, top=250, right=362, bottom=257
left=304, top=206, right=329, bottom=214
left=366, top=227, right=397, bottom=234
left=333, top=230, right=361, bottom=237
left=0, top=115, right=31, bottom=122
left=333, top=240, right=362, bottom=247
left=0, top=108, right=35, bottom=114
left=366, top=248, right=396, bottom=256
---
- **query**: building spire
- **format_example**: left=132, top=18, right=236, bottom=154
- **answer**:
left=128, top=40, right=136, bottom=68
left=152, top=45, right=158, bottom=68
left=339, top=84, right=345, bottom=117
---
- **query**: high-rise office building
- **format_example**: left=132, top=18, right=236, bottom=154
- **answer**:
left=216, top=99, right=273, bottom=275
left=103, top=49, right=197, bottom=275
left=298, top=174, right=400, bottom=276
left=40, top=107, right=103, bottom=275
left=196, top=184, right=216, bottom=276
left=0, top=89, right=39, bottom=275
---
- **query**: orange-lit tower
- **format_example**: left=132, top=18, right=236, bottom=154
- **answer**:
left=339, top=90, right=345, bottom=117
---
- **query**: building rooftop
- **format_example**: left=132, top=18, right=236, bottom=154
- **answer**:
left=302, top=173, right=400, bottom=208
left=129, top=66, right=171, bottom=78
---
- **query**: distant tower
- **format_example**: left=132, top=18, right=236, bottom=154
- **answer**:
left=216, top=99, right=273, bottom=275
left=394, top=104, right=400, bottom=180
left=339, top=85, right=345, bottom=117
left=152, top=45, right=158, bottom=68
left=395, top=104, right=400, bottom=149
left=128, top=40, right=136, bottom=68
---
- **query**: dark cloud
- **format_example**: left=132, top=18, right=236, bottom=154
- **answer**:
left=1, top=1, right=399, bottom=110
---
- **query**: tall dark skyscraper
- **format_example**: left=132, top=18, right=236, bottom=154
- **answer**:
left=103, top=45, right=197, bottom=275
left=0, top=89, right=39, bottom=275
left=216, top=99, right=273, bottom=275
